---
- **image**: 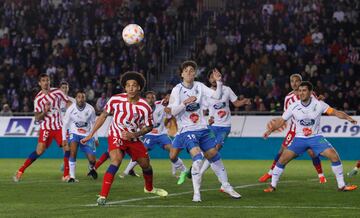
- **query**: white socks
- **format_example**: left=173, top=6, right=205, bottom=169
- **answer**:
left=69, top=160, right=76, bottom=179
left=210, top=159, right=230, bottom=188
left=191, top=159, right=203, bottom=195
left=200, top=159, right=211, bottom=175
left=271, top=165, right=284, bottom=188
left=124, top=160, right=138, bottom=175
left=172, top=157, right=187, bottom=173
left=331, top=163, right=345, bottom=189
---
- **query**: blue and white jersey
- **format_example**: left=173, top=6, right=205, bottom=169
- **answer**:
left=282, top=97, right=331, bottom=138
left=169, top=81, right=222, bottom=134
left=204, top=85, right=238, bottom=127
left=60, top=96, right=75, bottom=118
left=146, top=100, right=172, bottom=136
left=61, top=103, right=97, bottom=140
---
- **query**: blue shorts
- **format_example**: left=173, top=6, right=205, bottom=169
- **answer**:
left=143, top=134, right=172, bottom=151
left=208, top=126, right=231, bottom=147
left=172, top=129, right=216, bottom=152
left=287, top=135, right=333, bottom=157
left=68, top=133, right=96, bottom=155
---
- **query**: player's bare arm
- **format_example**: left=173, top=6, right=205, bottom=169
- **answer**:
left=122, top=125, right=154, bottom=140
left=327, top=108, right=357, bottom=124
left=263, top=118, right=286, bottom=139
left=81, top=111, right=109, bottom=143
left=232, top=98, right=251, bottom=108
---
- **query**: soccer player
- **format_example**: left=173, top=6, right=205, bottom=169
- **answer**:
left=200, top=69, right=251, bottom=175
left=13, top=73, right=72, bottom=182
left=62, top=90, right=99, bottom=182
left=259, top=74, right=326, bottom=183
left=59, top=81, right=76, bottom=117
left=119, top=91, right=187, bottom=179
left=81, top=71, right=168, bottom=205
left=347, top=161, right=360, bottom=177
left=167, top=60, right=241, bottom=202
left=263, top=81, right=357, bottom=192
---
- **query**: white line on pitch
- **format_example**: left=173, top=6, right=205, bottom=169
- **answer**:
left=90, top=204, right=360, bottom=210
left=84, top=180, right=302, bottom=207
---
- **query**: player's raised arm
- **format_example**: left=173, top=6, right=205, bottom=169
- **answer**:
left=323, top=103, right=357, bottom=124
left=202, top=69, right=223, bottom=100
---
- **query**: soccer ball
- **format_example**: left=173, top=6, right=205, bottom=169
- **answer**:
left=122, top=24, right=144, bottom=45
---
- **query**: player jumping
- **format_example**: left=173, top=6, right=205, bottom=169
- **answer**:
left=167, top=60, right=241, bottom=202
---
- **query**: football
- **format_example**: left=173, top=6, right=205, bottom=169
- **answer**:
left=122, top=24, right=144, bottom=45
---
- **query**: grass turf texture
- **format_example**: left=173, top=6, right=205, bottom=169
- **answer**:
left=0, top=159, right=359, bottom=217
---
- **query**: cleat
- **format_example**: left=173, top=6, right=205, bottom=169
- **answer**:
left=177, top=171, right=187, bottom=185
left=67, top=178, right=79, bottom=183
left=192, top=193, right=201, bottom=202
left=96, top=195, right=106, bottom=205
left=13, top=171, right=23, bottom=182
left=258, top=173, right=272, bottom=183
left=62, top=175, right=70, bottom=182
left=128, top=169, right=140, bottom=177
left=339, top=185, right=357, bottom=192
left=186, top=167, right=192, bottom=179
left=118, top=173, right=126, bottom=179
left=347, top=168, right=358, bottom=177
left=144, top=187, right=168, bottom=197
left=264, top=185, right=276, bottom=193
left=87, top=169, right=98, bottom=180
left=319, top=176, right=327, bottom=184
left=221, top=185, right=241, bottom=199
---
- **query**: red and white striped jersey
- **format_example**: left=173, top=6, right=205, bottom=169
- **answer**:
left=104, top=93, right=153, bottom=141
left=34, top=88, right=69, bottom=130
left=284, top=91, right=317, bottom=131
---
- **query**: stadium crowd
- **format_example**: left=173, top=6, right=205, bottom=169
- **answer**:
left=0, top=0, right=197, bottom=114
left=0, top=0, right=359, bottom=115
left=189, top=0, right=359, bottom=113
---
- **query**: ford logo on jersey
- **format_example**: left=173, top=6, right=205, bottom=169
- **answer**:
left=299, top=119, right=315, bottom=126
left=213, top=102, right=226, bottom=110
left=185, top=103, right=200, bottom=112
left=75, top=122, right=88, bottom=128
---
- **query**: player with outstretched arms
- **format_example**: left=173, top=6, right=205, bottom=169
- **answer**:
left=13, top=73, right=72, bottom=182
left=200, top=69, right=251, bottom=176
left=263, top=81, right=357, bottom=192
left=119, top=91, right=187, bottom=179
left=167, top=60, right=241, bottom=202
left=81, top=71, right=168, bottom=205
left=62, top=90, right=99, bottom=182
left=259, top=74, right=326, bottom=183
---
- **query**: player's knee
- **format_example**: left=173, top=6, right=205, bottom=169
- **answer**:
left=204, top=148, right=217, bottom=159
left=138, top=158, right=150, bottom=169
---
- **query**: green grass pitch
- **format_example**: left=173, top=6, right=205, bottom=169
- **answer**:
left=0, top=159, right=359, bottom=217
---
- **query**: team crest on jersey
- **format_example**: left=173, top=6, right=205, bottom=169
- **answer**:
left=189, top=113, right=200, bottom=123
left=185, top=102, right=200, bottom=112
left=217, top=110, right=227, bottom=118
left=75, top=121, right=88, bottom=128
left=213, top=102, right=226, bottom=110
left=299, top=119, right=315, bottom=126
